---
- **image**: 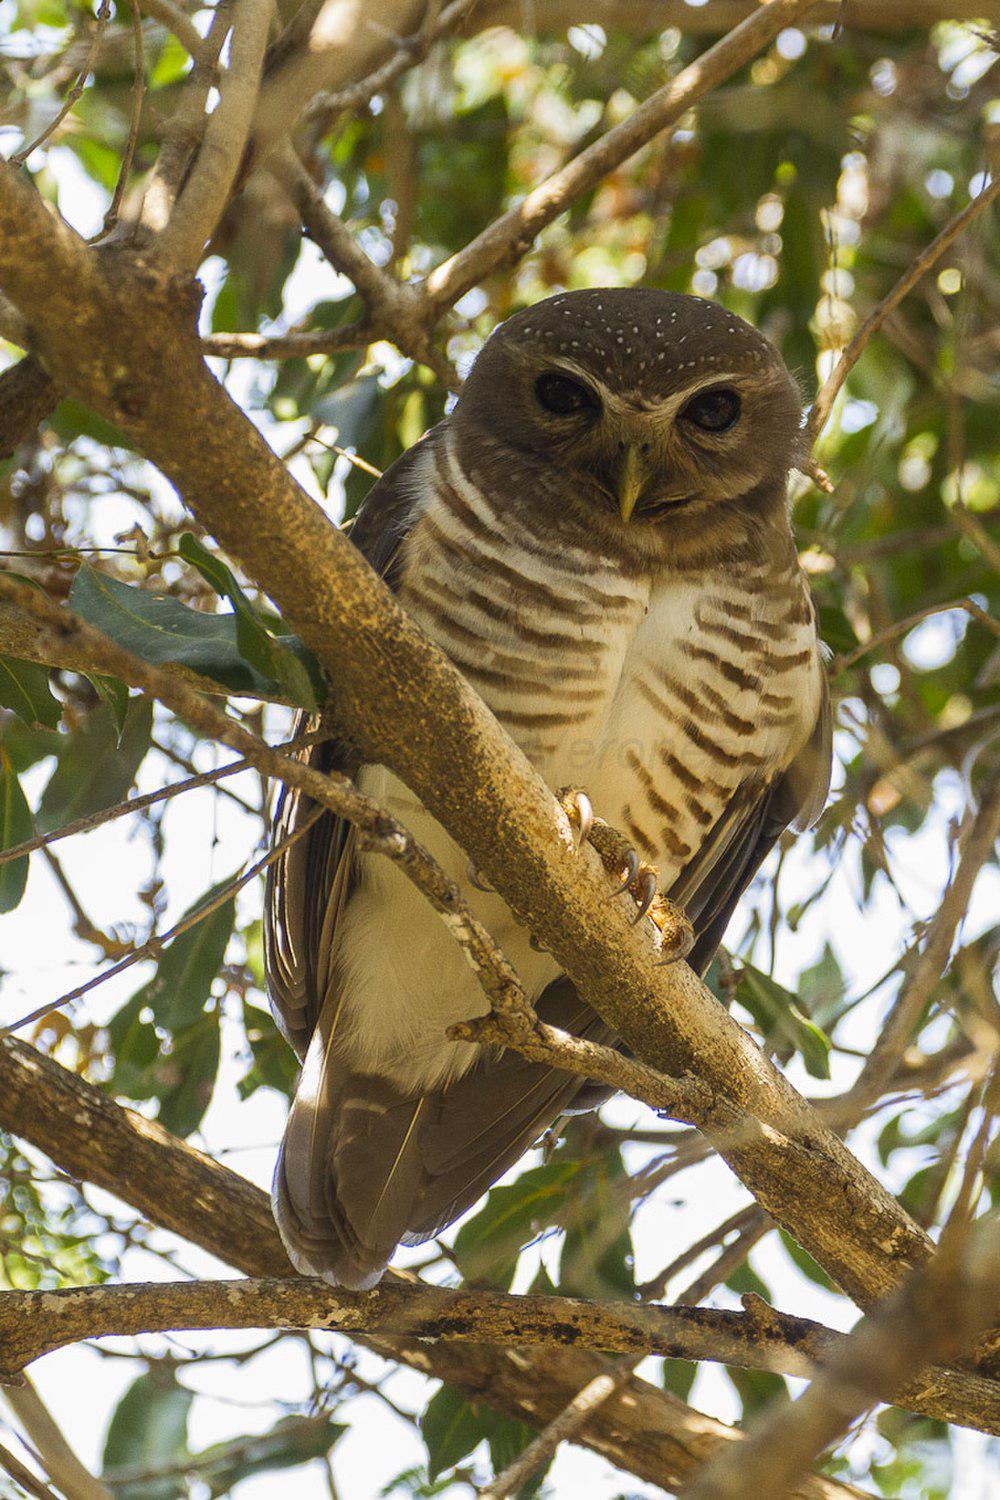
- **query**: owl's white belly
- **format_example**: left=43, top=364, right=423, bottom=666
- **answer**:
left=332, top=522, right=822, bottom=1092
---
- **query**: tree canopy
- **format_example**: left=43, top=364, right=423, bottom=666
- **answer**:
left=0, top=3, right=998, bottom=1498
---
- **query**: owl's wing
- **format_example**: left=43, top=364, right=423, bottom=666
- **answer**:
left=669, top=676, right=832, bottom=975
left=264, top=433, right=435, bottom=1057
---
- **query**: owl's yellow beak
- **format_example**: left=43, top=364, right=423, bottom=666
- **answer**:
left=615, top=444, right=646, bottom=524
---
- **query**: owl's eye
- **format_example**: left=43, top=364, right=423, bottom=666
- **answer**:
left=679, top=387, right=741, bottom=433
left=534, top=372, right=597, bottom=416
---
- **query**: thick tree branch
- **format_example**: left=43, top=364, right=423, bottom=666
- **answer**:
left=0, top=154, right=943, bottom=1318
left=0, top=1036, right=861, bottom=1500
left=2, top=1275, right=998, bottom=1435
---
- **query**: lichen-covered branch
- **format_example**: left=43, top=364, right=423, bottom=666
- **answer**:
left=2, top=1274, right=998, bottom=1435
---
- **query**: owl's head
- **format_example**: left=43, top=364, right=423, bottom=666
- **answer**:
left=454, top=288, right=803, bottom=541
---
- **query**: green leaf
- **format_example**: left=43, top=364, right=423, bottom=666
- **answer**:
left=134, top=879, right=236, bottom=1031
left=238, top=999, right=298, bottom=1101
left=108, top=879, right=235, bottom=1131
left=662, top=1358, right=697, bottom=1401
left=483, top=1409, right=548, bottom=1495
left=70, top=563, right=322, bottom=708
left=194, top=1415, right=346, bottom=1497
left=84, top=673, right=131, bottom=742
left=421, top=1385, right=483, bottom=1481
left=452, top=1158, right=579, bottom=1289
left=725, top=1260, right=771, bottom=1302
left=734, top=963, right=832, bottom=1080
left=36, top=697, right=152, bottom=834
left=149, top=31, right=190, bottom=89
left=779, top=1230, right=839, bottom=1292
left=796, top=943, right=845, bottom=1028
left=177, top=534, right=322, bottom=711
left=0, top=715, right=61, bottom=773
left=50, top=397, right=132, bottom=451
left=153, top=1011, right=221, bottom=1137
left=726, top=1364, right=788, bottom=1420
left=558, top=1143, right=634, bottom=1299
left=0, top=655, right=60, bottom=729
left=102, top=1371, right=192, bottom=1500
left=0, top=748, right=33, bottom=912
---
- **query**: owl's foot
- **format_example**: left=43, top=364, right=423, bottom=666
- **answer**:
left=558, top=788, right=694, bottom=961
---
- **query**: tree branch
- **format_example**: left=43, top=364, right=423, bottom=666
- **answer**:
left=680, top=1218, right=1000, bottom=1500
left=805, top=173, right=1000, bottom=445
left=2, top=1275, right=998, bottom=1435
left=3, top=1378, right=112, bottom=1500
left=156, top=0, right=275, bottom=266
left=835, top=775, right=1000, bottom=1121
left=422, top=0, right=819, bottom=312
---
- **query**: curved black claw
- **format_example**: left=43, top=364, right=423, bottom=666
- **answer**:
left=608, top=848, right=640, bottom=898
left=630, top=868, right=658, bottom=925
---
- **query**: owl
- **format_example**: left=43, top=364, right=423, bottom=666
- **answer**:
left=265, top=288, right=831, bottom=1288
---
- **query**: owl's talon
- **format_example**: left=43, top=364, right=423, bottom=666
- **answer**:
left=630, top=869, right=658, bottom=925
left=558, top=787, right=594, bottom=851
left=467, top=860, right=495, bottom=893
left=609, top=848, right=640, bottom=898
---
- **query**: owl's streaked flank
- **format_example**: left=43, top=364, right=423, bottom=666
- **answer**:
left=265, top=288, right=831, bottom=1289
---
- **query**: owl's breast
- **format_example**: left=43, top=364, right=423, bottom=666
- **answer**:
left=398, top=444, right=823, bottom=896
left=579, top=572, right=824, bottom=884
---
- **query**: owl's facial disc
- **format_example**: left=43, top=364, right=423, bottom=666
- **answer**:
left=523, top=363, right=767, bottom=524
left=454, top=289, right=803, bottom=534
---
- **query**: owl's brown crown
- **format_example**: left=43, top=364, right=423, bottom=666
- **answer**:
left=488, top=287, right=784, bottom=395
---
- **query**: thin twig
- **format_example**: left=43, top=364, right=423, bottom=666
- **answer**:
left=834, top=775, right=1000, bottom=1132
left=4, top=1377, right=113, bottom=1500
left=98, top=0, right=146, bottom=237
left=10, top=0, right=113, bottom=165
left=806, top=173, right=1000, bottom=444
left=140, top=0, right=211, bottom=64
left=0, top=1441, right=59, bottom=1500
left=0, top=730, right=324, bottom=867
left=302, top=0, right=481, bottom=138
left=0, top=805, right=324, bottom=1037
left=422, top=0, right=817, bottom=313
left=202, top=318, right=371, bottom=360
left=479, top=1370, right=624, bottom=1500
left=831, top=597, right=999, bottom=676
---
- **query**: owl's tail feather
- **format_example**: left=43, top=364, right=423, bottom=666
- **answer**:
left=273, top=980, right=611, bottom=1288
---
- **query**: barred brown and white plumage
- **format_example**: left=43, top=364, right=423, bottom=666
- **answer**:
left=265, top=288, right=832, bottom=1289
